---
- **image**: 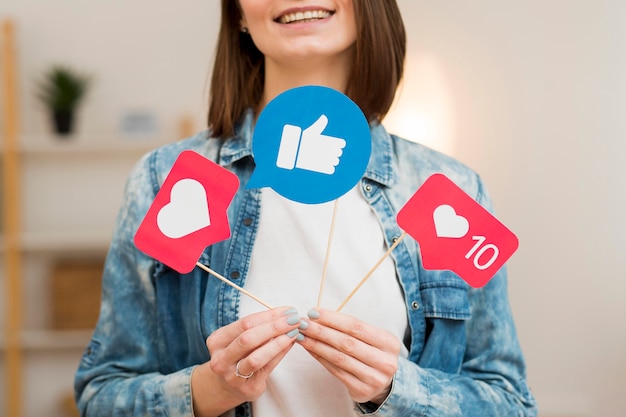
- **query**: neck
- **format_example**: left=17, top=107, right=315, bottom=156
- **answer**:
left=260, top=54, right=352, bottom=110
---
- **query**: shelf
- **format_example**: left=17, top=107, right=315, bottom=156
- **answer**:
left=1, top=20, right=115, bottom=417
left=20, top=229, right=113, bottom=253
left=0, top=230, right=113, bottom=253
left=0, top=330, right=92, bottom=351
left=16, top=133, right=172, bottom=155
left=22, top=330, right=92, bottom=350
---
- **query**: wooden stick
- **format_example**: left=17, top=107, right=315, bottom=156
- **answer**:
left=195, top=262, right=273, bottom=309
left=336, top=231, right=407, bottom=312
left=316, top=199, right=340, bottom=308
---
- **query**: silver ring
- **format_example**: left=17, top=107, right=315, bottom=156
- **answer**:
left=235, top=360, right=255, bottom=379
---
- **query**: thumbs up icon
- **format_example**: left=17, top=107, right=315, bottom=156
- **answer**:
left=275, top=115, right=346, bottom=175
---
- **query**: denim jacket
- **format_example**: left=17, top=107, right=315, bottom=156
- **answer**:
left=75, top=112, right=537, bottom=417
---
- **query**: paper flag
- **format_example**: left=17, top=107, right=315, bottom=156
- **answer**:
left=134, top=150, right=239, bottom=273
left=397, top=174, right=518, bottom=288
left=247, top=86, right=371, bottom=204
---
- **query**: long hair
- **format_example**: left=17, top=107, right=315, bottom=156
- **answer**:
left=207, top=0, right=406, bottom=138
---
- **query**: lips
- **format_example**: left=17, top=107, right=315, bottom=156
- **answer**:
left=277, top=9, right=334, bottom=24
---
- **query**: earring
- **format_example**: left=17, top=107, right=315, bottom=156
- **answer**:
left=241, top=27, right=249, bottom=34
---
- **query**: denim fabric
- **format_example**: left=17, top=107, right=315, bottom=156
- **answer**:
left=75, top=111, right=537, bottom=416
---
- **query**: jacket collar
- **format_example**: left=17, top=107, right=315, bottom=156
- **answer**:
left=217, top=109, right=256, bottom=166
left=217, top=109, right=396, bottom=188
left=365, top=122, right=395, bottom=187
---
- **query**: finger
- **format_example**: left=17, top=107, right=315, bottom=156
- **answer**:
left=299, top=319, right=397, bottom=378
left=209, top=310, right=302, bottom=373
left=213, top=340, right=296, bottom=406
left=306, top=350, right=388, bottom=404
left=324, top=135, right=346, bottom=153
left=235, top=333, right=297, bottom=381
left=207, top=306, right=297, bottom=352
left=300, top=338, right=395, bottom=402
left=299, top=330, right=368, bottom=376
left=305, top=308, right=401, bottom=354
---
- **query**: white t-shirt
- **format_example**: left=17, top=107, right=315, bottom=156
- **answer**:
left=238, top=186, right=409, bottom=417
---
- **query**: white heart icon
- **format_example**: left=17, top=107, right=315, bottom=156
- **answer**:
left=433, top=204, right=469, bottom=238
left=157, top=178, right=211, bottom=238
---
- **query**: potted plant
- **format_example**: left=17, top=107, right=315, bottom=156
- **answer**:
left=36, top=65, right=91, bottom=136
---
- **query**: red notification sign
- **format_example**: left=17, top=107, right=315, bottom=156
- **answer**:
left=397, top=174, right=518, bottom=288
left=134, top=150, right=239, bottom=273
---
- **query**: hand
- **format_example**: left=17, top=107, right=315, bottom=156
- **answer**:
left=276, top=114, right=346, bottom=174
left=298, top=308, right=401, bottom=405
left=191, top=307, right=302, bottom=417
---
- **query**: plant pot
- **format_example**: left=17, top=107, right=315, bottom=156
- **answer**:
left=52, top=110, right=74, bottom=136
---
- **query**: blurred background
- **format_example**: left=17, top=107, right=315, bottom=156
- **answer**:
left=1, top=0, right=625, bottom=416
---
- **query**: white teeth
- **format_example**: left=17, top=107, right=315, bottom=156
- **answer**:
left=279, top=10, right=332, bottom=24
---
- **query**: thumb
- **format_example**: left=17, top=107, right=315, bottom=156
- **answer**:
left=302, top=114, right=329, bottom=139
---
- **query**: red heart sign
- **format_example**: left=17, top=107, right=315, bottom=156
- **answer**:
left=134, top=150, right=239, bottom=273
left=397, top=174, right=518, bottom=288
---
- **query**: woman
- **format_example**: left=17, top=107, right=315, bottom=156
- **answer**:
left=75, top=1, right=538, bottom=416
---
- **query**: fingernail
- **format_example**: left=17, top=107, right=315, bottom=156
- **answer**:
left=284, top=308, right=298, bottom=316
left=296, top=333, right=305, bottom=342
left=298, top=321, right=309, bottom=330
left=287, top=329, right=300, bottom=338
left=286, top=315, right=300, bottom=325
left=307, top=309, right=320, bottom=319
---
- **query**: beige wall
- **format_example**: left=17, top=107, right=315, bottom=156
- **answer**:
left=2, top=0, right=625, bottom=416
left=394, top=2, right=626, bottom=416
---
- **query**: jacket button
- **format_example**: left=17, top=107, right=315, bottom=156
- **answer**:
left=243, top=218, right=253, bottom=226
left=364, top=184, right=373, bottom=193
left=411, top=301, right=420, bottom=310
left=392, top=236, right=399, bottom=243
left=230, top=271, right=241, bottom=280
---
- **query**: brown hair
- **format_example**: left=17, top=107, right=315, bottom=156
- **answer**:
left=208, top=0, right=406, bottom=139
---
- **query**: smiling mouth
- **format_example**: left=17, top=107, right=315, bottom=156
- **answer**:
left=277, top=10, right=334, bottom=24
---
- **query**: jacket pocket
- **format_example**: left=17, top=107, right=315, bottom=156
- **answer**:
left=418, top=277, right=471, bottom=373
left=153, top=263, right=209, bottom=372
left=420, top=278, right=472, bottom=320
